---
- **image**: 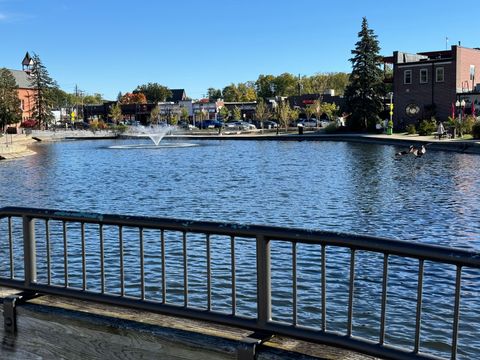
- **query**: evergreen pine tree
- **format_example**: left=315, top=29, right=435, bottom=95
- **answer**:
left=345, top=17, right=384, bottom=131
left=0, top=68, right=22, bottom=130
left=30, top=53, right=58, bottom=129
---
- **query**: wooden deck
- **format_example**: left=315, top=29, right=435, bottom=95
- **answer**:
left=0, top=287, right=376, bottom=359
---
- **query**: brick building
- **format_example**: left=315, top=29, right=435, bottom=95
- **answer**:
left=7, top=53, right=37, bottom=125
left=384, top=45, right=480, bottom=129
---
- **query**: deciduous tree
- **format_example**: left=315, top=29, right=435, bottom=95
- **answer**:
left=273, top=73, right=297, bottom=97
left=120, top=92, right=147, bottom=104
left=207, top=88, right=222, bottom=101
left=255, top=99, right=270, bottom=129
left=255, top=74, right=276, bottom=99
left=219, top=106, right=230, bottom=121
left=277, top=100, right=292, bottom=132
left=222, top=84, right=241, bottom=102
left=304, top=105, right=316, bottom=121
left=232, top=106, right=242, bottom=120
left=180, top=107, right=189, bottom=122
left=82, top=93, right=103, bottom=105
left=109, top=103, right=123, bottom=124
left=134, top=83, right=171, bottom=103
left=238, top=82, right=257, bottom=101
left=0, top=68, right=22, bottom=130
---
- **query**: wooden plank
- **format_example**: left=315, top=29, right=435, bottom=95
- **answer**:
left=0, top=287, right=375, bottom=359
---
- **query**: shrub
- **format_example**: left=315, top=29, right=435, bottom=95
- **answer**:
left=111, top=124, right=127, bottom=134
left=472, top=120, right=480, bottom=139
left=418, top=119, right=436, bottom=136
left=21, top=119, right=37, bottom=128
left=462, top=115, right=476, bottom=135
left=406, top=124, right=416, bottom=135
left=324, top=122, right=338, bottom=133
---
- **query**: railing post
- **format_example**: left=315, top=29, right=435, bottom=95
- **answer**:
left=256, top=235, right=271, bottom=327
left=22, top=216, right=37, bottom=287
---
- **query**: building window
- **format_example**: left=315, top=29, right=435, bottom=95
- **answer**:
left=20, top=100, right=25, bottom=110
left=420, top=69, right=428, bottom=84
left=404, top=70, right=412, bottom=84
left=470, top=65, right=476, bottom=81
left=436, top=67, right=444, bottom=82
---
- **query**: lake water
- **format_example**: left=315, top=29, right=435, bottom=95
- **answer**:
left=0, top=138, right=479, bottom=358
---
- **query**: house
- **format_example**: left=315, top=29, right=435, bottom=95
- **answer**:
left=166, top=89, right=187, bottom=103
left=7, top=52, right=37, bottom=125
left=384, top=45, right=480, bottom=129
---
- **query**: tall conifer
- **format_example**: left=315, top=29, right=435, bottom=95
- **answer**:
left=345, top=17, right=384, bottom=130
left=30, top=53, right=58, bottom=129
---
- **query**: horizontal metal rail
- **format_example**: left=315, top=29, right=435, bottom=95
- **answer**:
left=0, top=206, right=479, bottom=360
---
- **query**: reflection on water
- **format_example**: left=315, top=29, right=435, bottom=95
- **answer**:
left=1, top=139, right=480, bottom=358
left=4, top=138, right=479, bottom=251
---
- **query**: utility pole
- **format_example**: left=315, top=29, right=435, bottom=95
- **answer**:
left=298, top=73, right=301, bottom=96
left=74, top=84, right=78, bottom=124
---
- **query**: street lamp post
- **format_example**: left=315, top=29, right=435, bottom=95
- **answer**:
left=387, top=92, right=394, bottom=135
left=455, top=99, right=466, bottom=138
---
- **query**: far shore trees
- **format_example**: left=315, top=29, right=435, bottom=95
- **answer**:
left=120, top=92, right=147, bottom=104
left=207, top=88, right=222, bottom=101
left=254, top=72, right=349, bottom=99
left=30, top=53, right=58, bottom=129
left=0, top=68, right=22, bottom=131
left=133, top=83, right=171, bottom=103
left=344, top=17, right=384, bottom=131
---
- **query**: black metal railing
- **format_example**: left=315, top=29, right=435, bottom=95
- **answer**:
left=0, top=206, right=479, bottom=360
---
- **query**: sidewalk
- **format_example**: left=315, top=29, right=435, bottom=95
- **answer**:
left=0, top=134, right=37, bottom=160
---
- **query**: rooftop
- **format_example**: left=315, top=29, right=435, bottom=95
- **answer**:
left=7, top=69, right=34, bottom=89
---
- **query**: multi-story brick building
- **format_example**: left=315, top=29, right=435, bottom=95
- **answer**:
left=384, top=45, right=480, bottom=129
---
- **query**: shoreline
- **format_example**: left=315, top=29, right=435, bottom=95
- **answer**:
left=0, top=134, right=37, bottom=160
left=2, top=130, right=480, bottom=160
left=162, top=131, right=480, bottom=155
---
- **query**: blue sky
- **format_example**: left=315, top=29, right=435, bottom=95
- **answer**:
left=1, top=0, right=479, bottom=100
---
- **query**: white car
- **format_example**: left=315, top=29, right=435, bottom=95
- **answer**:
left=298, top=119, right=318, bottom=127
left=225, top=121, right=257, bottom=130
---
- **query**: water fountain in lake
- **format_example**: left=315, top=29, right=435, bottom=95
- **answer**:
left=109, top=125, right=197, bottom=149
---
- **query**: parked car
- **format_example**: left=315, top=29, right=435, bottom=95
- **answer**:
left=225, top=121, right=240, bottom=128
left=239, top=121, right=257, bottom=130
left=178, top=121, right=196, bottom=130
left=319, top=120, right=331, bottom=128
left=297, top=119, right=319, bottom=127
left=197, top=120, right=223, bottom=129
left=253, top=120, right=278, bottom=129
left=224, top=121, right=256, bottom=131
